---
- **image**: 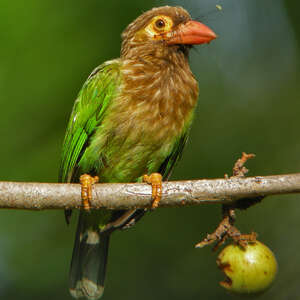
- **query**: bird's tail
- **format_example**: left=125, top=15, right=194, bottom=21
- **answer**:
left=69, top=211, right=110, bottom=300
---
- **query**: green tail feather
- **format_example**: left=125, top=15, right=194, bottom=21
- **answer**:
left=69, top=212, right=110, bottom=300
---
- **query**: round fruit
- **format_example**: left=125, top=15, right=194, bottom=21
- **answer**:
left=217, top=241, right=277, bottom=294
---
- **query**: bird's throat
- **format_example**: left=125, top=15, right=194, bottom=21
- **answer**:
left=119, top=52, right=198, bottom=137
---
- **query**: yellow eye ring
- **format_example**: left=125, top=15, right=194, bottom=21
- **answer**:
left=143, top=15, right=174, bottom=40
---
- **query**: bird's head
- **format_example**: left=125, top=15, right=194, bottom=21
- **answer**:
left=121, top=6, right=216, bottom=60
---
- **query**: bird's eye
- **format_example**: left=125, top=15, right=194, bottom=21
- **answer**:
left=144, top=16, right=173, bottom=38
left=155, top=19, right=165, bottom=29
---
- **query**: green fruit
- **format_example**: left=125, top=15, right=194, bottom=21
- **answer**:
left=217, top=241, right=277, bottom=295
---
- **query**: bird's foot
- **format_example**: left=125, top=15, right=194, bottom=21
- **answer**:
left=195, top=207, right=257, bottom=251
left=79, top=174, right=99, bottom=211
left=143, top=173, right=163, bottom=209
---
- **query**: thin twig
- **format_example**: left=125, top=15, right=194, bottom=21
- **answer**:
left=232, top=152, right=255, bottom=177
left=0, top=173, right=299, bottom=210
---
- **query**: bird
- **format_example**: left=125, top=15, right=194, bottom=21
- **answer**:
left=59, top=5, right=216, bottom=300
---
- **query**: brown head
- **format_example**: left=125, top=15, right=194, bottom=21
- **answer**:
left=121, top=6, right=216, bottom=60
left=115, top=7, right=216, bottom=144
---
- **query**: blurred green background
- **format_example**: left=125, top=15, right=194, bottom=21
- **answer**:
left=0, top=0, right=299, bottom=299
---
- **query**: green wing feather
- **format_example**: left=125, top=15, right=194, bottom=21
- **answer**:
left=59, top=60, right=121, bottom=300
left=158, top=133, right=188, bottom=179
left=158, top=114, right=194, bottom=180
left=59, top=60, right=121, bottom=183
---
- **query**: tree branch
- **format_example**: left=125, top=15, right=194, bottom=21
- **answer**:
left=0, top=173, right=299, bottom=210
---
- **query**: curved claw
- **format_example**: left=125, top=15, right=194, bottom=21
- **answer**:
left=79, top=174, right=99, bottom=211
left=143, top=173, right=163, bottom=209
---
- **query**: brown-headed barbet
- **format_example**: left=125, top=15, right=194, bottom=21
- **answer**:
left=59, top=5, right=216, bottom=300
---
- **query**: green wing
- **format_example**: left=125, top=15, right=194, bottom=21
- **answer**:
left=158, top=131, right=189, bottom=180
left=158, top=116, right=194, bottom=180
left=59, top=60, right=121, bottom=183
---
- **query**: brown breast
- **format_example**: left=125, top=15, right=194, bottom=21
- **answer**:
left=113, top=51, right=199, bottom=145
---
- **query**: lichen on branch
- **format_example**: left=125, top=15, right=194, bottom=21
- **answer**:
left=0, top=173, right=300, bottom=210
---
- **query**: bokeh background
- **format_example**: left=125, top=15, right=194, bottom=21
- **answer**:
left=0, top=0, right=299, bottom=299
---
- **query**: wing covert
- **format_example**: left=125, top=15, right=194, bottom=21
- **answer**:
left=59, top=60, right=121, bottom=183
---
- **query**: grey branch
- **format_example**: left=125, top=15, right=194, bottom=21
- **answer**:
left=0, top=173, right=300, bottom=210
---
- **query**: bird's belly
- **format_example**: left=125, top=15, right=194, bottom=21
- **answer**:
left=99, top=120, right=175, bottom=183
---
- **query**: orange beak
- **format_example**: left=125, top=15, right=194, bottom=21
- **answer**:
left=167, top=20, right=217, bottom=45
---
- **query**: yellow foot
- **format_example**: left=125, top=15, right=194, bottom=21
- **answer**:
left=79, top=174, right=99, bottom=211
left=143, top=173, right=163, bottom=209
